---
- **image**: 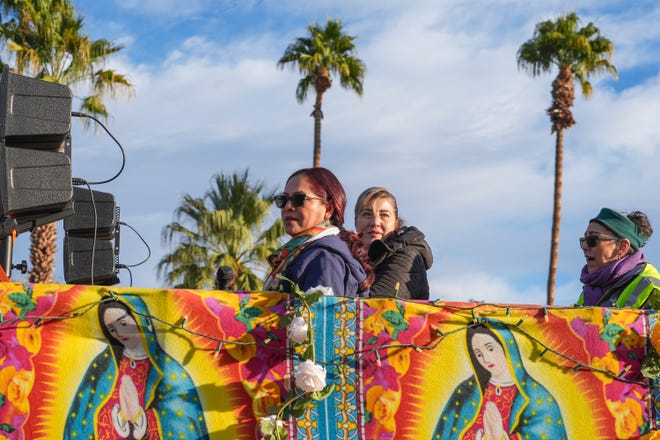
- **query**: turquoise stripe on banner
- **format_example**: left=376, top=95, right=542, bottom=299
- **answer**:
left=296, top=296, right=358, bottom=440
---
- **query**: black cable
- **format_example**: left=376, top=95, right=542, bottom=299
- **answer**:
left=73, top=180, right=99, bottom=285
left=71, top=111, right=126, bottom=185
left=117, top=264, right=133, bottom=286
left=116, top=221, right=151, bottom=267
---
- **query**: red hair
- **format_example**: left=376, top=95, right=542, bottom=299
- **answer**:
left=287, top=167, right=374, bottom=292
left=287, top=167, right=346, bottom=227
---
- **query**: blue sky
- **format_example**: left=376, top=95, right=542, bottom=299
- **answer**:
left=8, top=0, right=660, bottom=306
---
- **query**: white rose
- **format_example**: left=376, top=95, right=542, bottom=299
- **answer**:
left=258, top=415, right=284, bottom=436
left=287, top=316, right=309, bottom=343
left=306, top=285, right=334, bottom=296
left=294, top=359, right=327, bottom=392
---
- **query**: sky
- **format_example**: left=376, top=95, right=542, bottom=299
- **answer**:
left=6, top=0, right=660, bottom=306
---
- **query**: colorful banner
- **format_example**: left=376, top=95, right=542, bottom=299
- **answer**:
left=0, top=282, right=657, bottom=439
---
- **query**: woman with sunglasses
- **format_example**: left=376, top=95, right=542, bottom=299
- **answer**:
left=354, top=187, right=433, bottom=299
left=263, top=167, right=373, bottom=297
left=576, top=207, right=660, bottom=308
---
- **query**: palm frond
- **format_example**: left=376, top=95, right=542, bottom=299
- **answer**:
left=159, top=170, right=284, bottom=289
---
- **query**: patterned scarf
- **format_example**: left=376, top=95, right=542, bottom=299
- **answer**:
left=580, top=250, right=645, bottom=306
left=263, top=225, right=338, bottom=291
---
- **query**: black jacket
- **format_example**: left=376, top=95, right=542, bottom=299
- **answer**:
left=368, top=226, right=433, bottom=299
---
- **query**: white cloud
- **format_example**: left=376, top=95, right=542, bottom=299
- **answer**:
left=431, top=272, right=546, bottom=305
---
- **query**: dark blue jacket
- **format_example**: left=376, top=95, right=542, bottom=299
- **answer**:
left=282, top=234, right=367, bottom=298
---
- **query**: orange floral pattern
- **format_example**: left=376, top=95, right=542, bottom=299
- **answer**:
left=0, top=283, right=54, bottom=437
left=365, top=386, right=400, bottom=433
left=608, top=398, right=645, bottom=439
left=0, top=367, right=33, bottom=415
left=361, top=299, right=427, bottom=440
left=570, top=308, right=650, bottom=438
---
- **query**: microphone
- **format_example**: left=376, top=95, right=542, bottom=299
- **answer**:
left=215, top=265, right=234, bottom=290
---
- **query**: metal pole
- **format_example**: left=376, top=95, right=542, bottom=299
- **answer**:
left=0, top=235, right=13, bottom=278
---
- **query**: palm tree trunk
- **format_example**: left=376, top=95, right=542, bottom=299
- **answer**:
left=311, top=73, right=331, bottom=168
left=545, top=66, right=574, bottom=306
left=28, top=223, right=57, bottom=283
left=547, top=128, right=564, bottom=305
left=312, top=92, right=324, bottom=167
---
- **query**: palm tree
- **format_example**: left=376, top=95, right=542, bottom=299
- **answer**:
left=0, top=0, right=134, bottom=283
left=517, top=12, right=616, bottom=305
left=158, top=170, right=284, bottom=290
left=278, top=18, right=365, bottom=167
left=0, top=0, right=132, bottom=118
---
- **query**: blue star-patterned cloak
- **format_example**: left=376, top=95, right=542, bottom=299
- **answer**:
left=64, top=294, right=209, bottom=439
left=432, top=319, right=567, bottom=440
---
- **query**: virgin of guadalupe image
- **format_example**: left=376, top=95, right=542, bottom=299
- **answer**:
left=432, top=319, right=566, bottom=440
left=64, top=294, right=209, bottom=439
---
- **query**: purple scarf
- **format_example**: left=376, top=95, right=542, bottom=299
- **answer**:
left=580, top=250, right=645, bottom=306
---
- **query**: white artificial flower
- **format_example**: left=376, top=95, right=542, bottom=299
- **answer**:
left=258, top=415, right=284, bottom=436
left=287, top=316, right=309, bottom=343
left=294, top=359, right=327, bottom=392
left=306, top=285, right=334, bottom=296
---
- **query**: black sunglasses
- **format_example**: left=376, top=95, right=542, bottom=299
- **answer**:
left=579, top=234, right=620, bottom=248
left=274, top=192, right=326, bottom=209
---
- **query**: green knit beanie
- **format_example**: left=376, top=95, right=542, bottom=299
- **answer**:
left=590, top=208, right=648, bottom=250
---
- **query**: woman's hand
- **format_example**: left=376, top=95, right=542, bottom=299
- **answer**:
left=484, top=401, right=509, bottom=440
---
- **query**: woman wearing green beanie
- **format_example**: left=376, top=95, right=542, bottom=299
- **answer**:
left=576, top=208, right=660, bottom=308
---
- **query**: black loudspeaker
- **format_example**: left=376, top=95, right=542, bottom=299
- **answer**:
left=63, top=187, right=119, bottom=285
left=63, top=237, right=118, bottom=285
left=0, top=68, right=73, bottom=224
left=64, top=187, right=116, bottom=240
